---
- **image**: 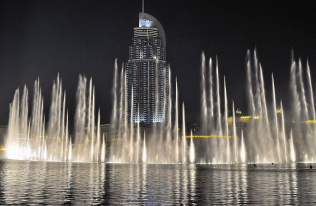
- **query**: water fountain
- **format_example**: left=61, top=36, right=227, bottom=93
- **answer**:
left=5, top=74, right=103, bottom=162
left=4, top=49, right=316, bottom=164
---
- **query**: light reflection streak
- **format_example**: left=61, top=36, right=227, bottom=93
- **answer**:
left=181, top=165, right=188, bottom=204
left=141, top=164, right=147, bottom=202
left=291, top=164, right=298, bottom=204
left=241, top=167, right=248, bottom=204
left=227, top=167, right=233, bottom=205
left=175, top=165, right=180, bottom=203
left=189, top=164, right=196, bottom=203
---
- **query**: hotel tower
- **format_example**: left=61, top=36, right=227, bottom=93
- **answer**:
left=126, top=3, right=169, bottom=124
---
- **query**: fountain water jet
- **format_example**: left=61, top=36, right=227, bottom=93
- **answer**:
left=143, top=132, right=147, bottom=163
left=190, top=130, right=195, bottom=163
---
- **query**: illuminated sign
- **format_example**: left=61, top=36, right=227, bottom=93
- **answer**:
left=140, top=17, right=153, bottom=27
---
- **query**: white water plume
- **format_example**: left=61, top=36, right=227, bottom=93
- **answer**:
left=241, top=131, right=246, bottom=164
left=143, top=132, right=147, bottom=163
left=190, top=130, right=195, bottom=163
left=290, top=130, right=296, bottom=162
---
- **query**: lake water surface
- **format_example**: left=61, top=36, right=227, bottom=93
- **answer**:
left=0, top=160, right=316, bottom=205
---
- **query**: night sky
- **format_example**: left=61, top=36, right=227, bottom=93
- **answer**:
left=0, top=0, right=315, bottom=128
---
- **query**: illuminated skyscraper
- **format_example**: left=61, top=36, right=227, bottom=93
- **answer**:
left=126, top=6, right=169, bottom=124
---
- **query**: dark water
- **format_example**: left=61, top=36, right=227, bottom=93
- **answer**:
left=0, top=160, right=316, bottom=205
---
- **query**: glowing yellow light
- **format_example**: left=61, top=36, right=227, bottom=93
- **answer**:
left=292, top=120, right=295, bottom=123
left=302, top=120, right=316, bottom=124
left=276, top=109, right=282, bottom=114
left=182, top=135, right=233, bottom=139
left=0, top=145, right=3, bottom=152
left=227, top=116, right=233, bottom=123
left=236, top=108, right=242, bottom=114
left=253, top=116, right=260, bottom=119
left=240, top=116, right=251, bottom=119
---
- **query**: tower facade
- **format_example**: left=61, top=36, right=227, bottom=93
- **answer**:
left=126, top=12, right=169, bottom=124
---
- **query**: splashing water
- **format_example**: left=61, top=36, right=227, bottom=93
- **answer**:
left=290, top=130, right=296, bottom=162
left=190, top=130, right=195, bottom=163
left=4, top=50, right=316, bottom=164
left=241, top=131, right=246, bottom=163
left=143, top=132, right=147, bottom=163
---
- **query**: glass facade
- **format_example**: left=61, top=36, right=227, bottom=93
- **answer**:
left=126, top=13, right=169, bottom=124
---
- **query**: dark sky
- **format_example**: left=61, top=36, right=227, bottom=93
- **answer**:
left=0, top=0, right=315, bottom=127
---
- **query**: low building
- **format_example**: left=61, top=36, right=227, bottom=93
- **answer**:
left=0, top=126, right=7, bottom=158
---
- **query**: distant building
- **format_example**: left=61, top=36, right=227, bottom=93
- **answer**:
left=126, top=8, right=169, bottom=124
left=0, top=126, right=6, bottom=146
left=100, top=124, right=112, bottom=152
left=0, top=126, right=7, bottom=158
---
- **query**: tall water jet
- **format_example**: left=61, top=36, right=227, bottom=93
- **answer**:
left=190, top=130, right=195, bottom=163
left=90, top=85, right=95, bottom=162
left=30, top=78, right=45, bottom=160
left=143, top=132, right=147, bottom=163
left=246, top=50, right=256, bottom=117
left=182, top=102, right=186, bottom=164
left=290, top=60, right=300, bottom=122
left=224, top=77, right=230, bottom=163
left=201, top=52, right=208, bottom=132
left=166, top=66, right=173, bottom=163
left=96, top=109, right=101, bottom=162
left=232, top=102, right=238, bottom=163
left=64, top=112, right=69, bottom=162
left=68, top=138, right=72, bottom=162
left=6, top=89, right=21, bottom=160
left=207, top=57, right=214, bottom=163
left=215, top=56, right=222, bottom=162
left=174, top=77, right=179, bottom=163
left=101, top=134, right=105, bottom=162
left=110, top=59, right=119, bottom=161
left=306, top=61, right=315, bottom=121
left=208, top=57, right=214, bottom=132
left=60, top=92, right=66, bottom=161
left=74, top=75, right=87, bottom=160
left=47, top=74, right=67, bottom=161
left=74, top=75, right=96, bottom=162
left=241, top=131, right=246, bottom=164
left=290, top=130, right=296, bottom=162
left=272, top=74, right=281, bottom=163
left=259, top=64, right=272, bottom=161
left=280, top=102, right=287, bottom=163
left=306, top=61, right=316, bottom=156
left=119, top=67, right=128, bottom=162
left=129, top=85, right=134, bottom=163
left=298, top=60, right=309, bottom=121
left=20, top=86, right=28, bottom=160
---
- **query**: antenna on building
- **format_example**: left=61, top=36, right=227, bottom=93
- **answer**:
left=142, top=0, right=144, bottom=14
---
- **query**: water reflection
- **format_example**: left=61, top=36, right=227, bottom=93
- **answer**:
left=1, top=160, right=316, bottom=204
